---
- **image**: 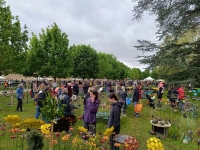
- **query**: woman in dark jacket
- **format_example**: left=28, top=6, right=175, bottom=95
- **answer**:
left=108, top=93, right=123, bottom=150
left=132, top=87, right=139, bottom=117
left=58, top=88, right=71, bottom=117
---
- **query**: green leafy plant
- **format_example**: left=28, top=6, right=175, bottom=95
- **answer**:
left=26, top=131, right=44, bottom=150
left=41, top=96, right=65, bottom=120
left=40, top=94, right=66, bottom=150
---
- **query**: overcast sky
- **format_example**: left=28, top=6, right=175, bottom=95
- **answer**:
left=5, top=0, right=158, bottom=70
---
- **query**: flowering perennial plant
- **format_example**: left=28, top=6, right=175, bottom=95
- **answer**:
left=147, top=137, right=164, bottom=150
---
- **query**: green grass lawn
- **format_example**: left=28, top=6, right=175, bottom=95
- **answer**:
left=0, top=91, right=200, bottom=150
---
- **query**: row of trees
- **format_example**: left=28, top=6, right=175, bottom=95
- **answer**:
left=0, top=0, right=157, bottom=80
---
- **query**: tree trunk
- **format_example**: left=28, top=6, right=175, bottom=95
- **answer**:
left=50, top=120, right=54, bottom=150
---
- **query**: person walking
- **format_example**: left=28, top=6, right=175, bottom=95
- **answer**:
left=16, top=83, right=24, bottom=112
left=107, top=93, right=123, bottom=150
left=118, top=82, right=127, bottom=115
left=132, top=87, right=140, bottom=117
left=72, top=81, right=79, bottom=101
left=178, top=85, right=185, bottom=111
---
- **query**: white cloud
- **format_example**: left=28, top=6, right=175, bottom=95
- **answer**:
left=5, top=0, right=158, bottom=69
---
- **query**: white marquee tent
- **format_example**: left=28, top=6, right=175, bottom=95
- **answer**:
left=156, top=79, right=165, bottom=82
left=144, top=76, right=155, bottom=81
left=0, top=76, right=6, bottom=80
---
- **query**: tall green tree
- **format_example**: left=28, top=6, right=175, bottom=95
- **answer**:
left=26, top=23, right=69, bottom=80
left=133, top=0, right=200, bottom=83
left=72, top=45, right=98, bottom=79
left=141, top=69, right=150, bottom=79
left=97, top=52, right=112, bottom=78
left=0, top=0, right=28, bottom=75
left=150, top=70, right=158, bottom=79
left=131, top=68, right=141, bottom=80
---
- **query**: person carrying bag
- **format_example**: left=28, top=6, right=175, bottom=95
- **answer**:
left=132, top=86, right=142, bottom=117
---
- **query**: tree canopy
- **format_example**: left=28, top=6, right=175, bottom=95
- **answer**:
left=0, top=0, right=28, bottom=75
left=24, top=23, right=70, bottom=80
left=133, top=0, right=200, bottom=84
left=71, top=44, right=99, bottom=79
left=0, top=0, right=158, bottom=80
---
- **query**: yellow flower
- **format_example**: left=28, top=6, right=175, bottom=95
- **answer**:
left=147, top=137, right=164, bottom=150
left=12, top=123, right=21, bottom=128
left=4, top=115, right=21, bottom=124
left=90, top=142, right=96, bottom=147
left=19, top=129, right=26, bottom=132
left=22, top=118, right=45, bottom=129
left=78, top=126, right=88, bottom=133
left=41, top=124, right=51, bottom=135
left=89, top=137, right=95, bottom=142
left=103, top=126, right=115, bottom=137
left=125, top=143, right=129, bottom=147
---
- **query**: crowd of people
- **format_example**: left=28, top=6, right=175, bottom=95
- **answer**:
left=13, top=78, right=189, bottom=150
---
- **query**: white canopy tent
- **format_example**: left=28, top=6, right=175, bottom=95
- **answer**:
left=45, top=77, right=54, bottom=81
left=144, top=76, right=155, bottom=81
left=0, top=76, right=6, bottom=80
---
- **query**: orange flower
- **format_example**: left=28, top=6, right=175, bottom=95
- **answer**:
left=72, top=139, right=76, bottom=144
left=64, top=134, right=70, bottom=138
left=10, top=128, right=19, bottom=133
left=62, top=136, right=69, bottom=141
left=52, top=140, right=58, bottom=144
left=103, top=136, right=109, bottom=141
left=114, top=142, right=121, bottom=147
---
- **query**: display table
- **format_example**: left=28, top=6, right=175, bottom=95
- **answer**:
left=113, top=134, right=129, bottom=143
left=150, top=120, right=171, bottom=137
